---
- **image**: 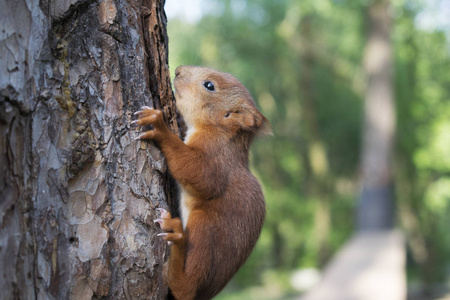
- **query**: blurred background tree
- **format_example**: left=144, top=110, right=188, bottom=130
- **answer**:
left=165, top=0, right=450, bottom=298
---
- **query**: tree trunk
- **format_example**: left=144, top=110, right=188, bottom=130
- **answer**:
left=0, top=0, right=177, bottom=299
left=357, top=0, right=395, bottom=230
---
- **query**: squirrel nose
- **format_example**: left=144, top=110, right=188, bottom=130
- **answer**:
left=175, top=66, right=183, bottom=77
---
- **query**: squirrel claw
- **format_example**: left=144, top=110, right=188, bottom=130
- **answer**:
left=154, top=219, right=163, bottom=225
left=157, top=233, right=168, bottom=237
left=156, top=208, right=169, bottom=215
left=134, top=134, right=144, bottom=140
left=141, top=105, right=153, bottom=110
left=133, top=110, right=143, bottom=115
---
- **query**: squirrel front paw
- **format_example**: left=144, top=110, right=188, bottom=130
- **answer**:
left=154, top=208, right=184, bottom=246
left=132, top=106, right=168, bottom=141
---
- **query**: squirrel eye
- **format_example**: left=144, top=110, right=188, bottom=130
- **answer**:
left=203, top=81, right=215, bottom=92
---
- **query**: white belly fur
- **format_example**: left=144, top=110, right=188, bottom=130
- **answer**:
left=184, top=126, right=196, bottom=144
left=179, top=188, right=190, bottom=229
left=179, top=125, right=195, bottom=228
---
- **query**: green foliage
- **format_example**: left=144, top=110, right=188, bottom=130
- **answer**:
left=167, top=0, right=450, bottom=296
left=395, top=8, right=450, bottom=285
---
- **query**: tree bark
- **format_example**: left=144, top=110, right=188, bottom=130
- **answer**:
left=357, top=0, right=395, bottom=230
left=0, top=0, right=177, bottom=299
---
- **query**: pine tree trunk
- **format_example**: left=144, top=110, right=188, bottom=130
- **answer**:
left=0, top=0, right=177, bottom=299
left=357, top=0, right=395, bottom=230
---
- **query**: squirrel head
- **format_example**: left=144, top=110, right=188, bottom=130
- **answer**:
left=174, top=66, right=271, bottom=138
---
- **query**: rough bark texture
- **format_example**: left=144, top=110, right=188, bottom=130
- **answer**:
left=357, top=0, right=395, bottom=230
left=0, top=0, right=177, bottom=299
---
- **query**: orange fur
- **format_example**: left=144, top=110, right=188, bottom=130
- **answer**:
left=134, top=66, right=269, bottom=300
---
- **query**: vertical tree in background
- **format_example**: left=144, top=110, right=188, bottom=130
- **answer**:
left=0, top=0, right=177, bottom=298
left=357, top=0, right=395, bottom=230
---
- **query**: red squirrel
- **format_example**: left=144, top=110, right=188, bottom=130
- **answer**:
left=133, top=66, right=270, bottom=300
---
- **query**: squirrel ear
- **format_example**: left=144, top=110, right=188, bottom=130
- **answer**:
left=239, top=106, right=273, bottom=135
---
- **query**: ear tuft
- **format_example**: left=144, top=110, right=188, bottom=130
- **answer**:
left=257, top=115, right=273, bottom=136
left=239, top=105, right=272, bottom=136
